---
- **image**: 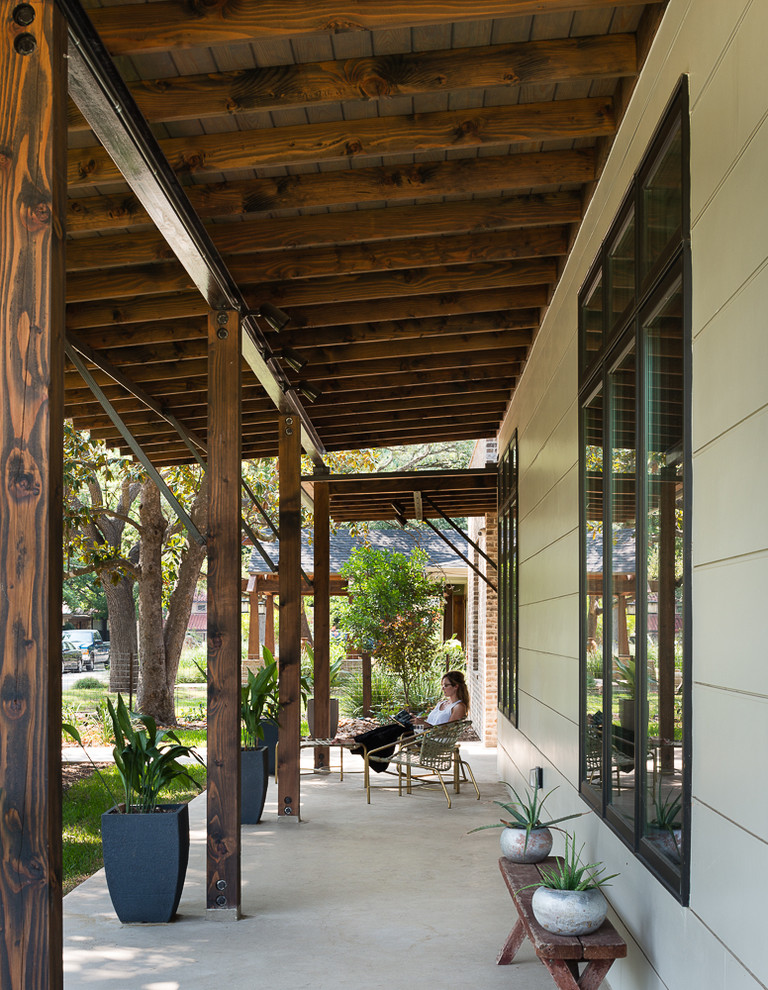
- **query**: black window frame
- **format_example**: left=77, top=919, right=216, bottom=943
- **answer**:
left=498, top=432, right=518, bottom=724
left=578, top=80, right=692, bottom=904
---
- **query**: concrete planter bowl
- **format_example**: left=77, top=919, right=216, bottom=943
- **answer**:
left=241, top=746, right=269, bottom=824
left=531, top=886, right=608, bottom=936
left=101, top=802, right=190, bottom=924
left=500, top=826, right=553, bottom=864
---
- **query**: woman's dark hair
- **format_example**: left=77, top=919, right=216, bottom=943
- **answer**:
left=443, top=670, right=470, bottom=708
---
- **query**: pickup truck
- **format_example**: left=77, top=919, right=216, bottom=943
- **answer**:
left=62, top=629, right=110, bottom=671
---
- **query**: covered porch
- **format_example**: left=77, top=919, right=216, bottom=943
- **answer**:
left=62, top=744, right=558, bottom=990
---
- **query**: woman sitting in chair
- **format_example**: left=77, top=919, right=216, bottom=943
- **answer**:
left=332, top=671, right=469, bottom=769
left=410, top=670, right=469, bottom=727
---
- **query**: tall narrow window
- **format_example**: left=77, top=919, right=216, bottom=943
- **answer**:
left=498, top=434, right=518, bottom=723
left=578, top=82, right=690, bottom=902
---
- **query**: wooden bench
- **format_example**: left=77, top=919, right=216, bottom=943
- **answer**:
left=497, top=857, right=626, bottom=990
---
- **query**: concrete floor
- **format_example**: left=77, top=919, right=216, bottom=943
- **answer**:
left=63, top=743, right=556, bottom=990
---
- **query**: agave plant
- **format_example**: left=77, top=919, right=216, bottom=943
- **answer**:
left=650, top=780, right=682, bottom=831
left=531, top=832, right=619, bottom=891
left=469, top=783, right=582, bottom=849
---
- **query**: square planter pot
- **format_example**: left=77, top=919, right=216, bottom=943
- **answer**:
left=260, top=719, right=279, bottom=774
left=101, top=802, right=190, bottom=923
left=241, top=745, right=269, bottom=824
left=306, top=698, right=339, bottom=739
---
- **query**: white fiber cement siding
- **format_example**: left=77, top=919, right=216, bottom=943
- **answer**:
left=495, top=1, right=768, bottom=988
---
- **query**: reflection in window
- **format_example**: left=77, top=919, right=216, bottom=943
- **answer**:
left=498, top=436, right=518, bottom=722
left=643, top=277, right=685, bottom=867
left=578, top=83, right=689, bottom=901
left=580, top=273, right=603, bottom=377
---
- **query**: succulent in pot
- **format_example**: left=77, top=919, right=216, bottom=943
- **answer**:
left=524, top=832, right=619, bottom=936
left=468, top=783, right=582, bottom=863
left=646, top=779, right=682, bottom=863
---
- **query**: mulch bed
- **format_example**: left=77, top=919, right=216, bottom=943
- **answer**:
left=62, top=762, right=111, bottom=791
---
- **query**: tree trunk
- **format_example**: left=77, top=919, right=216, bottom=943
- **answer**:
left=105, top=574, right=138, bottom=694
left=163, top=476, right=209, bottom=693
left=136, top=481, right=175, bottom=723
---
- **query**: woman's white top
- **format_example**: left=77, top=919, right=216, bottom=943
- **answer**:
left=426, top=698, right=463, bottom=725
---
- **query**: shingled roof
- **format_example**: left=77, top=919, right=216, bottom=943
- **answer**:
left=248, top=526, right=470, bottom=576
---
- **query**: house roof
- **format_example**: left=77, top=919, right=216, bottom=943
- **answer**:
left=62, top=1, right=666, bottom=466
left=248, top=527, right=470, bottom=576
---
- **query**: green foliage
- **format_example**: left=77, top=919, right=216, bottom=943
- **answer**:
left=337, top=545, right=444, bottom=704
left=650, top=780, right=682, bottom=831
left=530, top=833, right=619, bottom=891
left=469, top=785, right=582, bottom=849
left=240, top=652, right=279, bottom=747
left=301, top=643, right=347, bottom=696
left=63, top=764, right=206, bottom=894
left=64, top=694, right=204, bottom=813
left=339, top=664, right=402, bottom=719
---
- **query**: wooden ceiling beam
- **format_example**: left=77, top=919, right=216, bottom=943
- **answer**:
left=67, top=34, right=636, bottom=132
left=285, top=286, right=549, bottom=329
left=298, top=329, right=533, bottom=366
left=66, top=326, right=531, bottom=373
left=253, top=257, right=558, bottom=309
left=317, top=412, right=503, bottom=440
left=66, top=225, right=569, bottom=304
left=67, top=97, right=615, bottom=189
left=300, top=351, right=525, bottom=383
left=65, top=275, right=551, bottom=332
left=309, top=388, right=511, bottom=418
left=86, top=1, right=665, bottom=57
left=66, top=190, right=582, bottom=263
left=67, top=148, right=594, bottom=232
left=281, top=310, right=538, bottom=349
left=311, top=363, right=519, bottom=395
left=323, top=426, right=495, bottom=451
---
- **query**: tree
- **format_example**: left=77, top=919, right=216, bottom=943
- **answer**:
left=64, top=426, right=208, bottom=722
left=336, top=545, right=444, bottom=704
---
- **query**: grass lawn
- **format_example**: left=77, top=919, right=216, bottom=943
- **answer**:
left=63, top=764, right=207, bottom=895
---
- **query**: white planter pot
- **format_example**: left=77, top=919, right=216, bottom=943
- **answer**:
left=499, top=826, right=552, bottom=864
left=531, top=886, right=608, bottom=936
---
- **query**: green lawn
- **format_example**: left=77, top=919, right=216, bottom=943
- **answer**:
left=63, top=764, right=207, bottom=894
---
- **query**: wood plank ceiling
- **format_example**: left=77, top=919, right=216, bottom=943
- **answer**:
left=64, top=0, right=667, bottom=466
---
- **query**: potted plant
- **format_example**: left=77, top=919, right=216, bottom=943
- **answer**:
left=240, top=657, right=279, bottom=823
left=304, top=645, right=346, bottom=738
left=525, top=832, right=619, bottom=936
left=469, top=784, right=582, bottom=863
left=64, top=694, right=204, bottom=924
left=646, top=780, right=682, bottom=863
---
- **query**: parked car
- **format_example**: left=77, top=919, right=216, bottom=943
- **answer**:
left=62, top=629, right=110, bottom=671
left=62, top=634, right=89, bottom=673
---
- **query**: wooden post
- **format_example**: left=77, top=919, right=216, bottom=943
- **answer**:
left=0, top=3, right=67, bottom=985
left=313, top=481, right=330, bottom=767
left=362, top=652, right=372, bottom=717
left=265, top=593, right=275, bottom=654
left=247, top=589, right=260, bottom=660
left=278, top=413, right=301, bottom=818
left=206, top=308, right=241, bottom=916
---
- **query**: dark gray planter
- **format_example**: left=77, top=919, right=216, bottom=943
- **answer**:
left=306, top=698, right=339, bottom=739
left=260, top=719, right=279, bottom=774
left=101, top=802, right=190, bottom=924
left=241, top=746, right=268, bottom=824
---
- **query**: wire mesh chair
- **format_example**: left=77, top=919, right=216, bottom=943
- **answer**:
left=364, top=719, right=479, bottom=808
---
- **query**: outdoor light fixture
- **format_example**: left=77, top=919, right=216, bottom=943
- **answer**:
left=279, top=347, right=307, bottom=373
left=297, top=380, right=321, bottom=403
left=258, top=302, right=291, bottom=332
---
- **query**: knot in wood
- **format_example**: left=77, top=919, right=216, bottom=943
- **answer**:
left=344, top=139, right=363, bottom=156
left=21, top=201, right=52, bottom=233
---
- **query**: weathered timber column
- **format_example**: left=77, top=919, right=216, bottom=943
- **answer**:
left=362, top=652, right=372, bottom=717
left=206, top=308, right=241, bottom=916
left=278, top=413, right=301, bottom=818
left=313, top=481, right=330, bottom=767
left=0, top=4, right=66, bottom=986
left=247, top=582, right=260, bottom=660
left=265, top=593, right=275, bottom=654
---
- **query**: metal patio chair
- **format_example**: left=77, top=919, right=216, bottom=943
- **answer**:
left=364, top=719, right=479, bottom=808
